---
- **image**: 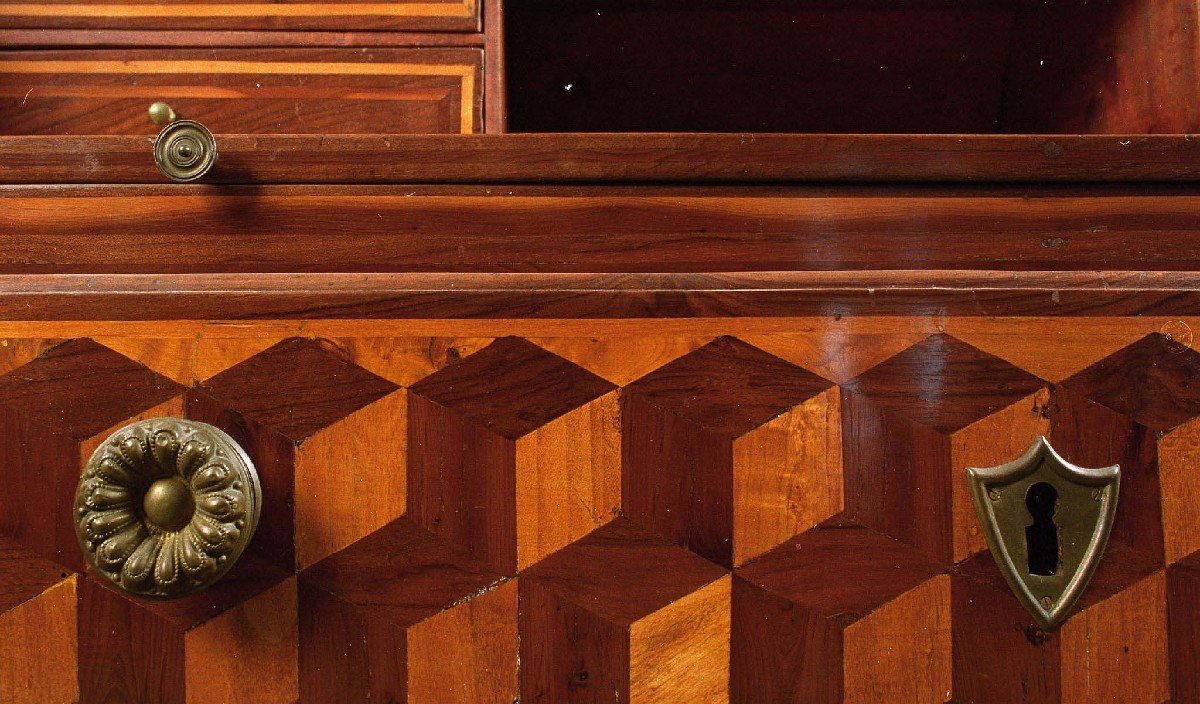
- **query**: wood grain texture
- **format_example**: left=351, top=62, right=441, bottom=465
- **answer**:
left=520, top=518, right=728, bottom=703
left=0, top=48, right=482, bottom=135
left=1168, top=553, right=1200, bottom=703
left=482, top=0, right=504, bottom=133
left=299, top=517, right=514, bottom=703
left=950, top=554, right=1063, bottom=704
left=732, top=525, right=944, bottom=704
left=405, top=578, right=518, bottom=703
left=1051, top=379, right=1166, bottom=563
left=0, top=321, right=1193, bottom=699
left=515, top=390, right=620, bottom=570
left=190, top=337, right=397, bottom=570
left=0, top=28, right=486, bottom=48
left=623, top=336, right=835, bottom=567
left=0, top=338, right=183, bottom=571
left=79, top=555, right=291, bottom=704
left=732, top=387, right=843, bottom=566
left=844, top=334, right=1046, bottom=564
left=294, top=389, right=406, bottom=568
left=0, top=575, right=76, bottom=704
left=329, top=335, right=494, bottom=386
left=6, top=188, right=1200, bottom=274
left=1058, top=571, right=1169, bottom=704
left=183, top=577, right=299, bottom=704
left=9, top=270, right=1200, bottom=319
left=0, top=0, right=480, bottom=32
left=628, top=574, right=730, bottom=704
left=1062, top=332, right=1200, bottom=432
left=409, top=337, right=615, bottom=573
left=200, top=337, right=398, bottom=443
left=842, top=574, right=951, bottom=704
left=4, top=134, right=1200, bottom=184
left=1158, top=415, right=1200, bottom=564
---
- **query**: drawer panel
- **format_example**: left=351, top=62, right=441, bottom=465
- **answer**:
left=0, top=49, right=483, bottom=135
left=0, top=0, right=479, bottom=32
left=0, top=317, right=1194, bottom=702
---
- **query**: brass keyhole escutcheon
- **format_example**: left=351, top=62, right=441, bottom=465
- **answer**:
left=148, top=102, right=218, bottom=183
left=75, top=418, right=261, bottom=599
left=967, top=437, right=1119, bottom=630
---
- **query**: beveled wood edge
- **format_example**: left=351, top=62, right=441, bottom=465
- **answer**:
left=2, top=133, right=1199, bottom=184
left=1, top=271, right=1197, bottom=318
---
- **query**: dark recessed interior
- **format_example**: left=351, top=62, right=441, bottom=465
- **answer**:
left=505, top=0, right=1200, bottom=134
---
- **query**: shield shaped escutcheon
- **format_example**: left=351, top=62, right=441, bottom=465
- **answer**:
left=967, top=436, right=1120, bottom=630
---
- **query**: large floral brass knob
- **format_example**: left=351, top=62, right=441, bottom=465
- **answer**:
left=75, top=419, right=261, bottom=599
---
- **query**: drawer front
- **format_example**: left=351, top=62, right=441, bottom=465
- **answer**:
left=0, top=49, right=483, bottom=135
left=0, top=0, right=479, bottom=32
left=0, top=317, right=1193, bottom=703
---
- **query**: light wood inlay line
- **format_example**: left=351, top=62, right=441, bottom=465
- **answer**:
left=1, top=3, right=475, bottom=19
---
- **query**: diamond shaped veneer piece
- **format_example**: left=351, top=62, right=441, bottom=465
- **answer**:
left=1055, top=333, right=1200, bottom=565
left=1062, top=332, right=1200, bottom=433
left=0, top=338, right=185, bottom=570
left=843, top=333, right=1048, bottom=564
left=191, top=337, right=401, bottom=569
left=622, top=335, right=840, bottom=568
left=0, top=536, right=76, bottom=704
left=732, top=524, right=949, bottom=704
left=520, top=517, right=730, bottom=703
left=408, top=337, right=619, bottom=574
left=300, top=517, right=516, bottom=703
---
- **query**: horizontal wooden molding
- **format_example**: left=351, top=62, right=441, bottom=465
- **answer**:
left=0, top=271, right=1197, bottom=319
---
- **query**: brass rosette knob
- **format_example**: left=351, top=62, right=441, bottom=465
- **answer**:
left=153, top=119, right=218, bottom=183
left=75, top=418, right=261, bottom=599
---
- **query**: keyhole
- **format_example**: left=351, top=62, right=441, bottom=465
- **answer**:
left=1025, top=482, right=1059, bottom=576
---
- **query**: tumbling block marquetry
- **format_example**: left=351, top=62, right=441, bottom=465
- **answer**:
left=0, top=338, right=185, bottom=571
left=409, top=337, right=619, bottom=573
left=520, top=518, right=730, bottom=704
left=299, top=517, right=516, bottom=704
left=623, top=336, right=840, bottom=568
left=331, top=336, right=497, bottom=386
left=952, top=544, right=1165, bottom=704
left=0, top=336, right=57, bottom=377
left=530, top=335, right=714, bottom=385
left=79, top=556, right=296, bottom=704
left=732, top=525, right=950, bottom=704
left=732, top=386, right=843, bottom=565
left=0, top=538, right=76, bottom=704
left=1055, top=333, right=1200, bottom=566
left=189, top=337, right=401, bottom=569
left=844, top=333, right=1046, bottom=565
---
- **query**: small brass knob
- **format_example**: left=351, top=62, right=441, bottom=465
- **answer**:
left=148, top=103, right=217, bottom=182
left=153, top=120, right=218, bottom=183
left=147, top=101, right=177, bottom=125
left=75, top=418, right=261, bottom=599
